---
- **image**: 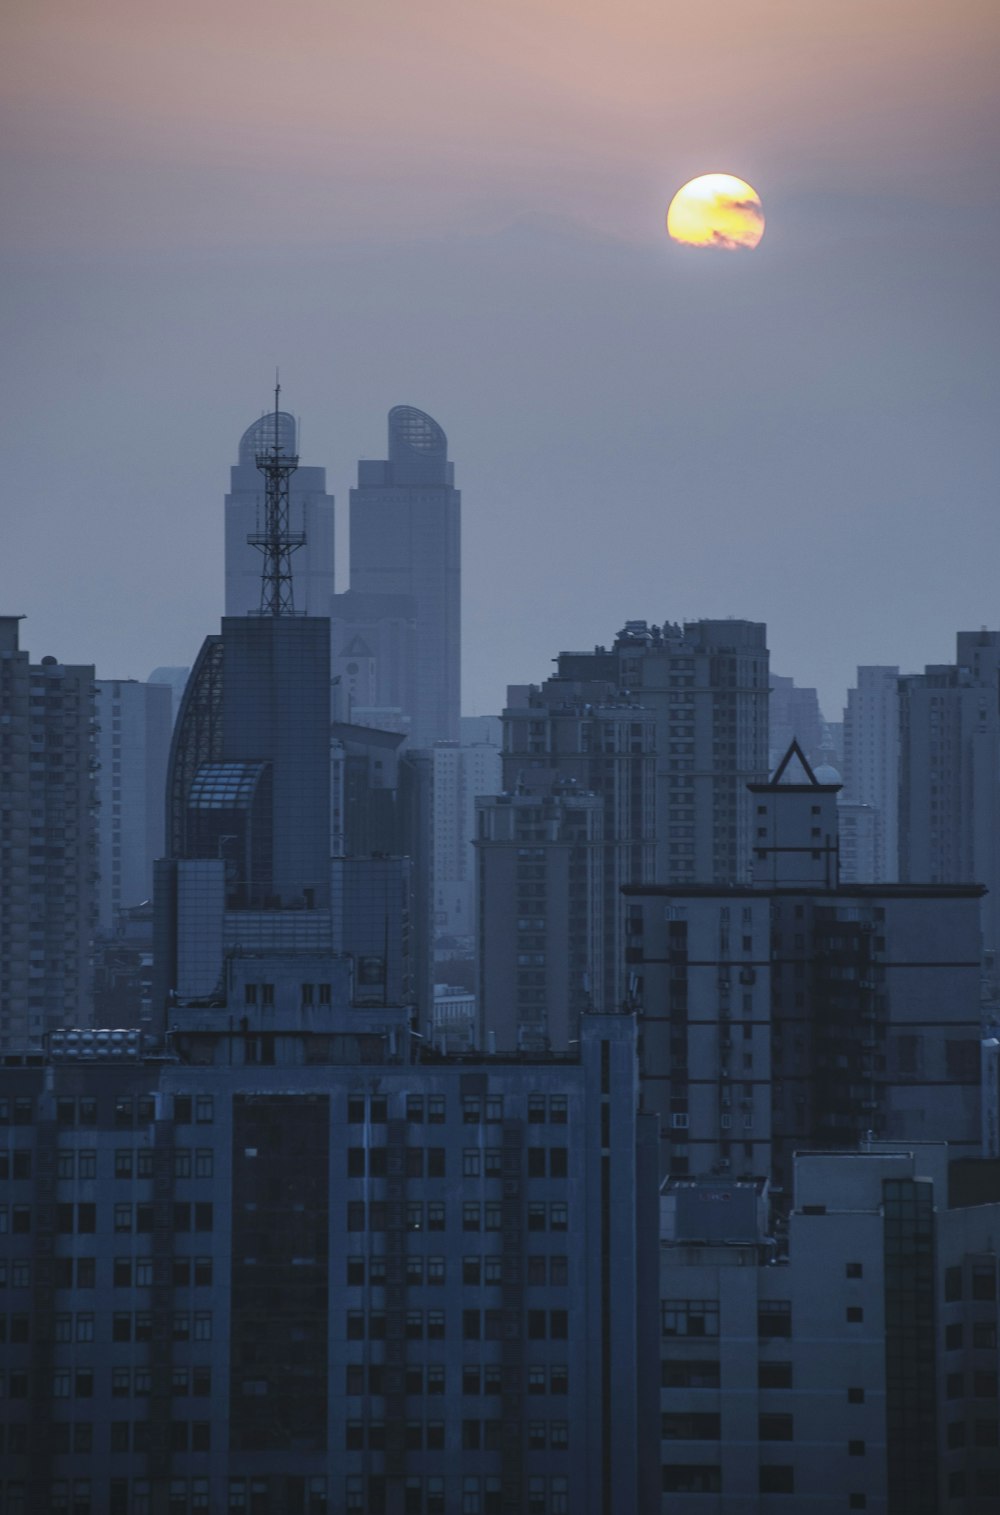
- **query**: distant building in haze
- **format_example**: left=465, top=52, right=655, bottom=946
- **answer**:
left=0, top=616, right=97, bottom=1048
left=842, top=665, right=900, bottom=882
left=224, top=409, right=335, bottom=618
left=94, top=678, right=172, bottom=929
left=335, top=406, right=461, bottom=747
left=899, top=631, right=1000, bottom=954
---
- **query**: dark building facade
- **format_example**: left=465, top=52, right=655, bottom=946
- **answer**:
left=0, top=1010, right=658, bottom=1515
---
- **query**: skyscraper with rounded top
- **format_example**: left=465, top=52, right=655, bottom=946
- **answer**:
left=339, top=405, right=461, bottom=746
left=224, top=409, right=335, bottom=618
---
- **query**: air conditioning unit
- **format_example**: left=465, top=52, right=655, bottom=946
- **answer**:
left=671, top=1113, right=690, bottom=1130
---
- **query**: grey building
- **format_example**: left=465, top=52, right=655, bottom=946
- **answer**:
left=224, top=410, right=335, bottom=620
left=899, top=631, right=1000, bottom=954
left=0, top=616, right=97, bottom=1048
left=0, top=1007, right=658, bottom=1515
left=659, top=1146, right=1000, bottom=1512
left=768, top=672, right=826, bottom=773
left=842, top=665, right=900, bottom=883
left=555, top=618, right=770, bottom=885
left=626, top=742, right=984, bottom=1191
left=94, top=680, right=173, bottom=929
left=476, top=787, right=605, bottom=1052
left=337, top=406, right=461, bottom=747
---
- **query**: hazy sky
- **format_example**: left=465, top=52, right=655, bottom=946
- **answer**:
left=2, top=0, right=998, bottom=718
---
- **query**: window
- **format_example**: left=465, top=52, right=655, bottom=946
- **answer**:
left=759, top=1466, right=794, bottom=1494
left=759, top=1413, right=793, bottom=1441
left=663, top=1412, right=721, bottom=1440
left=848, top=1440, right=866, bottom=1456
left=463, top=1149, right=481, bottom=1178
left=972, top=1263, right=997, bottom=1301
left=758, top=1362, right=792, bottom=1390
left=427, top=1147, right=446, bottom=1178
left=428, top=1096, right=445, bottom=1124
left=846, top=1306, right=864, bottom=1324
left=663, top=1300, right=720, bottom=1338
left=463, top=1203, right=481, bottom=1232
left=758, top=1301, right=791, bottom=1339
left=846, top=1261, right=863, bottom=1278
left=663, top=1467, right=722, bottom=1494
left=463, top=1256, right=481, bottom=1286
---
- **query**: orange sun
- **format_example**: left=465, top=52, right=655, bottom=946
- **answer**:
left=667, top=174, right=765, bottom=251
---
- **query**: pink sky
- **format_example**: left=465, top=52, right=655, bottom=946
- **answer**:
left=4, top=0, right=999, bottom=252
left=0, top=0, right=998, bottom=715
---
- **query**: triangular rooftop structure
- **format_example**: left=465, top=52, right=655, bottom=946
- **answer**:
left=767, top=738, right=839, bottom=789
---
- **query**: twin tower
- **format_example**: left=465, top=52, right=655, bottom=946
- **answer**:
left=224, top=403, right=461, bottom=750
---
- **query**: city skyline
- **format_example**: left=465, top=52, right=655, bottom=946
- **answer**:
left=1, top=1, right=997, bottom=715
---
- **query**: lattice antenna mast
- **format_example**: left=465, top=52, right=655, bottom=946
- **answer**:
left=248, top=377, right=304, bottom=616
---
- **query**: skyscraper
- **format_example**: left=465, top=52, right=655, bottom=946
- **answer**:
left=224, top=409, right=335, bottom=618
left=0, top=617, right=97, bottom=1047
left=336, top=405, right=461, bottom=746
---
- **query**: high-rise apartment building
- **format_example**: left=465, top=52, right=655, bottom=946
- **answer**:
left=336, top=406, right=461, bottom=746
left=496, top=678, right=657, bottom=1024
left=476, top=786, right=605, bottom=1051
left=432, top=738, right=502, bottom=940
left=556, top=618, right=770, bottom=885
left=626, top=743, right=984, bottom=1190
left=768, top=672, right=826, bottom=772
left=842, top=665, right=900, bottom=882
left=0, top=617, right=97, bottom=1048
left=94, top=679, right=173, bottom=929
left=899, top=631, right=1000, bottom=954
left=0, top=999, right=659, bottom=1514
left=224, top=410, right=335, bottom=618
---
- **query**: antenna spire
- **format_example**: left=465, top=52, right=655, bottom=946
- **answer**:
left=247, top=376, right=304, bottom=616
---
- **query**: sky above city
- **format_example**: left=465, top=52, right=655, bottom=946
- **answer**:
left=1, top=0, right=998, bottom=718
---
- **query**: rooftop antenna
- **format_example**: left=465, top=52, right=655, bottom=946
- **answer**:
left=248, top=371, right=304, bottom=616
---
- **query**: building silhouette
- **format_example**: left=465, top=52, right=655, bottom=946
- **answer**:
left=94, top=679, right=173, bottom=929
left=899, top=631, right=1000, bottom=956
left=334, top=406, right=461, bottom=747
left=554, top=618, right=770, bottom=885
left=224, top=410, right=335, bottom=619
left=0, top=616, right=97, bottom=1048
left=842, top=665, right=900, bottom=882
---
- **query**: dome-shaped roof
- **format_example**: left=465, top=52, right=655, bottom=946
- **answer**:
left=389, top=405, right=446, bottom=459
left=813, top=763, right=842, bottom=785
left=238, top=411, right=296, bottom=467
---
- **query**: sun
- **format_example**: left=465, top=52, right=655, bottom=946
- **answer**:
left=666, top=174, right=765, bottom=251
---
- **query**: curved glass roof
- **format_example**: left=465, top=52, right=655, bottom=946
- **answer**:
left=238, top=411, right=296, bottom=467
left=188, top=761, right=270, bottom=811
left=389, top=405, right=446, bottom=459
